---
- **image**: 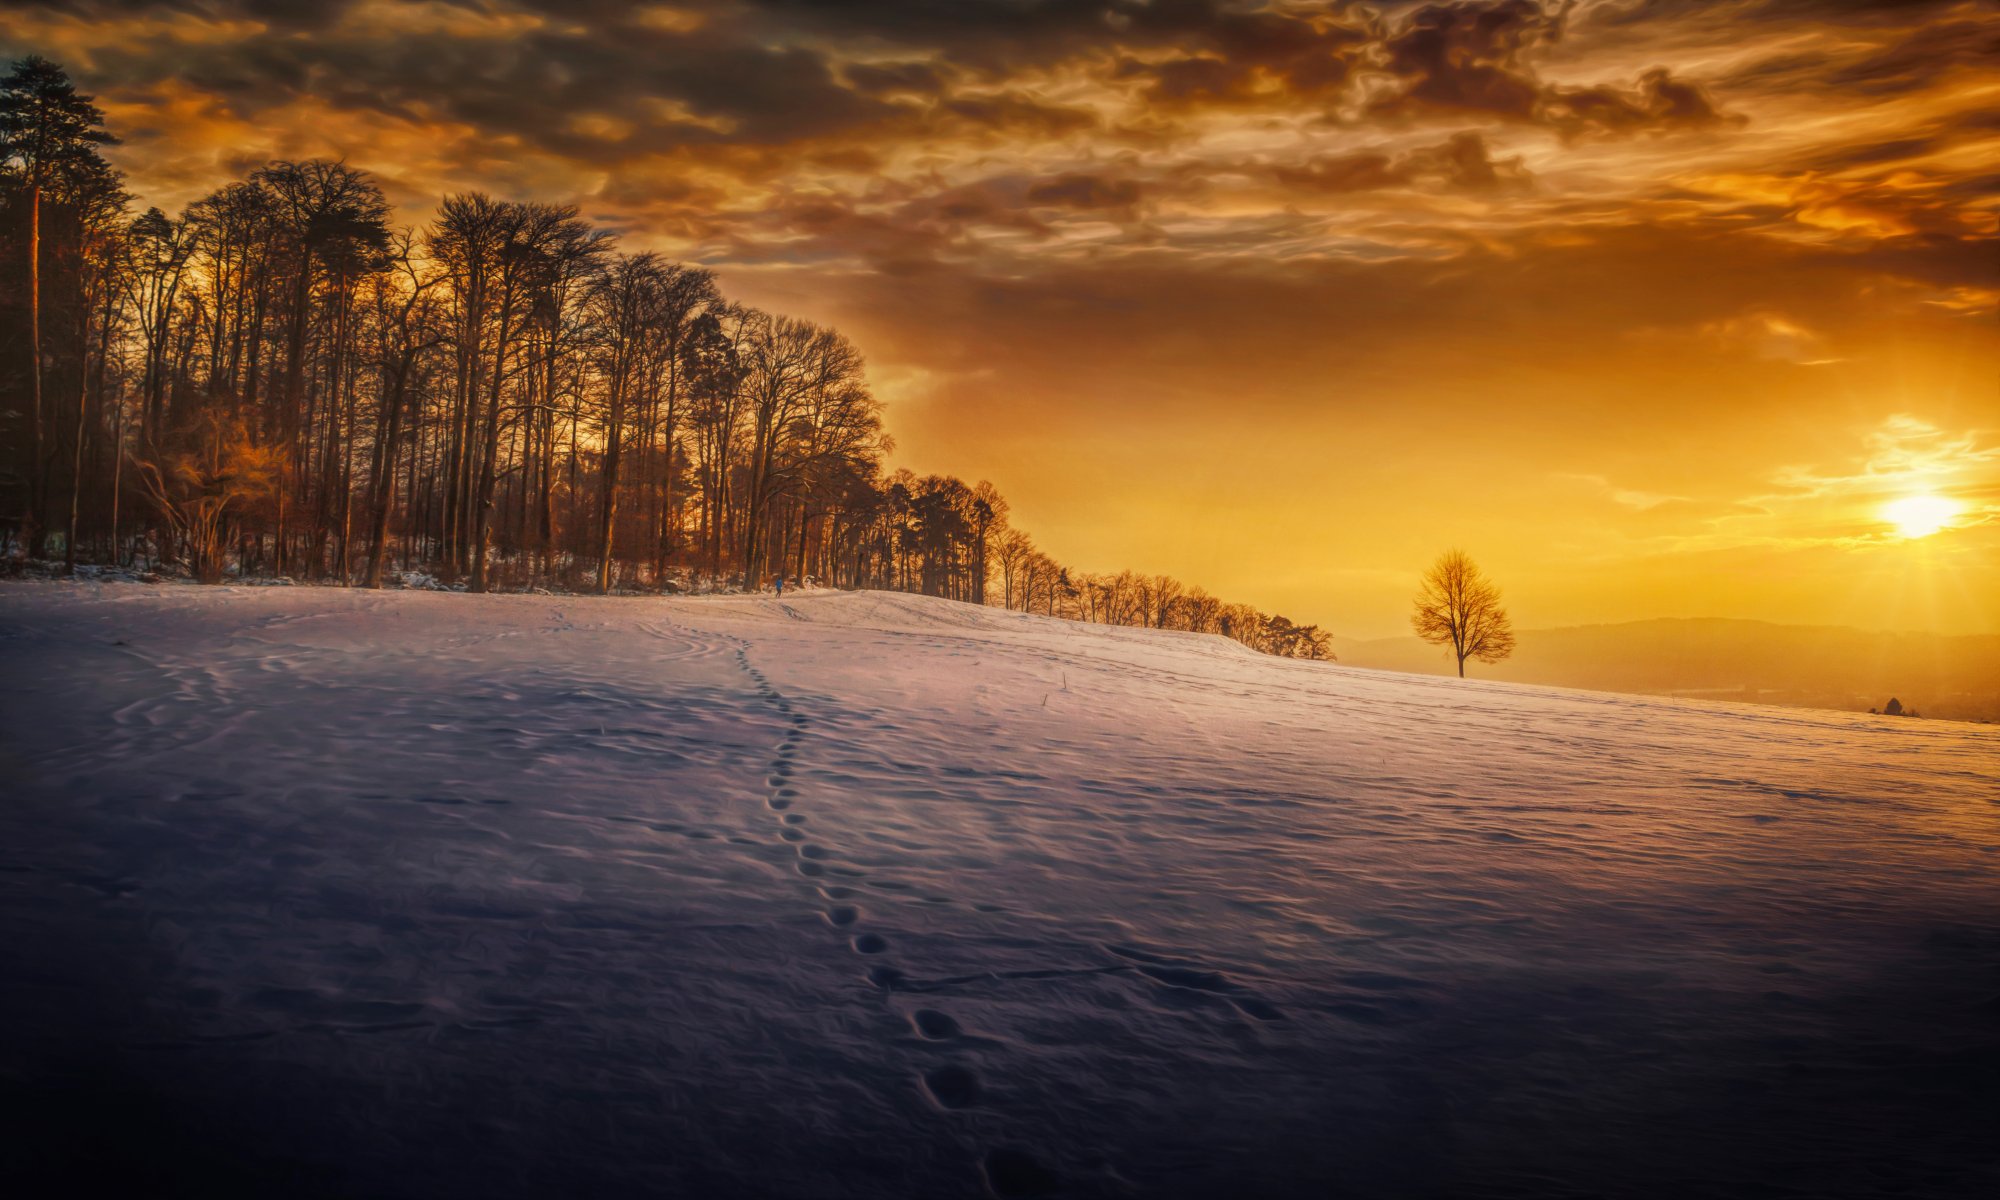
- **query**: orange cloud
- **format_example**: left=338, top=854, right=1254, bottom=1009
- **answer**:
left=4, top=0, right=1995, bottom=635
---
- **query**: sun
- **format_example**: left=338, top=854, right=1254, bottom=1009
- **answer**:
left=1882, top=494, right=1962, bottom=538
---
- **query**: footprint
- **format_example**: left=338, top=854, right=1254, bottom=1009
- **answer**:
left=911, top=1009, right=960, bottom=1040
left=866, top=965, right=906, bottom=990
left=981, top=1148, right=1059, bottom=1197
left=782, top=814, right=806, bottom=825
left=780, top=828, right=806, bottom=842
left=797, top=861, right=826, bottom=878
left=768, top=797, right=792, bottom=811
left=798, top=844, right=828, bottom=860
left=826, top=906, right=860, bottom=926
left=853, top=933, right=889, bottom=954
left=922, top=1064, right=981, bottom=1109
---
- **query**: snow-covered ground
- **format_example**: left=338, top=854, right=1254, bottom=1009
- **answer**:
left=2, top=583, right=1996, bottom=1199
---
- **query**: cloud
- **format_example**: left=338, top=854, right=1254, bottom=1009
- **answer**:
left=1546, top=67, right=1735, bottom=137
left=2, top=0, right=1996, bottom=635
left=1629, top=307, right=1840, bottom=365
left=1371, top=0, right=1559, bottom=121
left=1273, top=131, right=1531, bottom=193
left=841, top=59, right=954, bottom=98
left=1023, top=172, right=1143, bottom=210
left=1754, top=416, right=2000, bottom=525
left=1364, top=1, right=1743, bottom=138
left=1555, top=473, right=1693, bottom=510
left=1709, top=7, right=2000, bottom=98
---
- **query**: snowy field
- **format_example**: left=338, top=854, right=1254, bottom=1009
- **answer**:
left=2, top=582, right=1996, bottom=1199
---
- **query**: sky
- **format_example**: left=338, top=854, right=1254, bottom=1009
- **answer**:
left=6, top=0, right=1995, bottom=637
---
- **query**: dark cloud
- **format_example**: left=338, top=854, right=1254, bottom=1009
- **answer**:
left=2, top=0, right=342, bottom=29
left=1367, top=1, right=1742, bottom=136
left=841, top=60, right=955, bottom=98
left=1024, top=173, right=1143, bottom=210
left=703, top=167, right=1164, bottom=270
left=1274, top=131, right=1530, bottom=192
left=1401, top=130, right=1531, bottom=189
left=0, top=0, right=1774, bottom=204
left=1723, top=14, right=2000, bottom=97
left=1373, top=0, right=1558, bottom=120
left=17, top=13, right=905, bottom=163
left=1548, top=67, right=1734, bottom=137
left=1273, top=150, right=1405, bottom=193
left=1114, top=4, right=1373, bottom=109
left=936, top=92, right=1100, bottom=138
left=1586, top=0, right=1970, bottom=31
left=0, top=0, right=1987, bottom=270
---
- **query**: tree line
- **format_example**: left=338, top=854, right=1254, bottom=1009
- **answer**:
left=0, top=56, right=1333, bottom=661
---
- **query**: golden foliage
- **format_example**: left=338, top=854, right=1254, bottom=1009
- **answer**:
left=1412, top=549, right=1516, bottom=677
left=130, top=401, right=279, bottom=582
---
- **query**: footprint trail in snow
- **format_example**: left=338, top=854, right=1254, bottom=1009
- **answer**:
left=726, top=626, right=1055, bottom=1195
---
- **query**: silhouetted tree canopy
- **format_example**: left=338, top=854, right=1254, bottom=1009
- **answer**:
left=0, top=54, right=1335, bottom=663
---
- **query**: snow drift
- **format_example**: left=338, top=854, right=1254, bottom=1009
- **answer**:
left=2, top=583, right=1996, bottom=1198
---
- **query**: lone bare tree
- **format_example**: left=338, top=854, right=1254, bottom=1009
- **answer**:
left=1412, top=549, right=1516, bottom=677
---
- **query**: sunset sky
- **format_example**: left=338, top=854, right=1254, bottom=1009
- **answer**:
left=7, top=0, right=1995, bottom=637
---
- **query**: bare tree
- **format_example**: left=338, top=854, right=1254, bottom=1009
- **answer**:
left=360, top=232, right=446, bottom=588
left=991, top=528, right=1033, bottom=610
left=127, top=207, right=193, bottom=440
left=1411, top=549, right=1516, bottom=677
left=6, top=56, right=1359, bottom=668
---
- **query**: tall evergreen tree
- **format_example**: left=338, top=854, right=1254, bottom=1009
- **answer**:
left=1, top=56, right=119, bottom=554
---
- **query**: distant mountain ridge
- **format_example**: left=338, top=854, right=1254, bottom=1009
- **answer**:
left=1332, top=618, right=2000, bottom=723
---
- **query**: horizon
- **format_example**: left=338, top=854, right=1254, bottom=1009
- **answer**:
left=4, top=0, right=1995, bottom=638
left=1336, top=611, right=2000, bottom=642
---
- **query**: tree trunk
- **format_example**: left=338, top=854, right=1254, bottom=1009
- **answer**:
left=108, top=394, right=123, bottom=566
left=470, top=295, right=514, bottom=593
left=363, top=365, right=409, bottom=588
left=63, top=356, right=88, bottom=572
left=597, top=386, right=623, bottom=594
left=23, top=183, right=43, bottom=555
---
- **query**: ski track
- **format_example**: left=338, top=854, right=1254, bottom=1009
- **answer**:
left=2, top=581, right=1998, bottom=1199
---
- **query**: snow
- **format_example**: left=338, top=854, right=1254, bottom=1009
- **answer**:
left=2, top=582, right=1996, bottom=1198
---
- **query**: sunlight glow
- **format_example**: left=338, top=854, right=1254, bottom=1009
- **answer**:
left=1882, top=494, right=1962, bottom=539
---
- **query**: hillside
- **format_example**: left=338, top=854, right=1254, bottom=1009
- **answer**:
left=2, top=583, right=1996, bottom=1199
left=1335, top=617, right=2000, bottom=723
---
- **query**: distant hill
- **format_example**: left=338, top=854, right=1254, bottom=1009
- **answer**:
left=1332, top=618, right=2000, bottom=723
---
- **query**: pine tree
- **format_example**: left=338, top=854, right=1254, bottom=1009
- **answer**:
left=1, top=56, right=118, bottom=555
